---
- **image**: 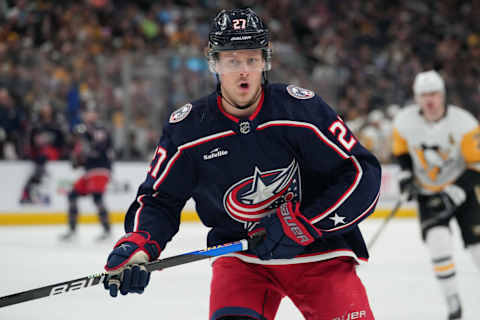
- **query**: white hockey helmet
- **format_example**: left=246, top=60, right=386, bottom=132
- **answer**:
left=413, top=70, right=445, bottom=96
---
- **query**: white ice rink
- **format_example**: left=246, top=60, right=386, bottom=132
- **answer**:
left=1, top=218, right=479, bottom=319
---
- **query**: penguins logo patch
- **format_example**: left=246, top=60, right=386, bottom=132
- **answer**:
left=286, top=85, right=315, bottom=99
left=169, top=103, right=192, bottom=123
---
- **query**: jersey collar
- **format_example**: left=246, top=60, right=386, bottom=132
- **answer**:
left=216, top=90, right=264, bottom=123
left=418, top=104, right=449, bottom=123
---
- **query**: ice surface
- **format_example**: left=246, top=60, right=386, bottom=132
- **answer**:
left=1, top=218, right=479, bottom=319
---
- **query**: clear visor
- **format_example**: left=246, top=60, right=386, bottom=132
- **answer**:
left=211, top=49, right=266, bottom=74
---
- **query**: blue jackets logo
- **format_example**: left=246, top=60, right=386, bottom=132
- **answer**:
left=169, top=103, right=192, bottom=123
left=203, top=147, right=229, bottom=160
left=286, top=84, right=315, bottom=99
left=223, top=159, right=301, bottom=228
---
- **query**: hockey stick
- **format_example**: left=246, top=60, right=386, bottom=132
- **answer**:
left=367, top=196, right=405, bottom=250
left=0, top=239, right=250, bottom=308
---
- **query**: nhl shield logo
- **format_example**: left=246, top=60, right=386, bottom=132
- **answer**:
left=169, top=103, right=192, bottom=123
left=239, top=121, right=250, bottom=134
left=286, top=85, right=315, bottom=99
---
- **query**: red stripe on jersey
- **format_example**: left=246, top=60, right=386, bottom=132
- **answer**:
left=216, top=90, right=264, bottom=123
left=135, top=130, right=237, bottom=228
left=257, top=121, right=349, bottom=159
left=152, top=130, right=236, bottom=190
left=310, top=157, right=362, bottom=222
left=248, top=91, right=264, bottom=121
left=134, top=194, right=146, bottom=231
left=317, top=191, right=380, bottom=231
left=256, top=120, right=362, bottom=223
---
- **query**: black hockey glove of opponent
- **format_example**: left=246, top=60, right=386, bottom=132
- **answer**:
left=249, top=202, right=322, bottom=260
left=104, top=231, right=160, bottom=297
left=398, top=170, right=418, bottom=201
left=420, top=184, right=467, bottom=231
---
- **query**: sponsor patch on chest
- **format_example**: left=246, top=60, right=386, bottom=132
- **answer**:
left=203, top=147, right=229, bottom=160
left=286, top=84, right=315, bottom=99
left=169, top=103, right=192, bottom=123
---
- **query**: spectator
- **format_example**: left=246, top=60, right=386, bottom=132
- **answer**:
left=0, top=87, right=24, bottom=159
left=0, top=0, right=478, bottom=162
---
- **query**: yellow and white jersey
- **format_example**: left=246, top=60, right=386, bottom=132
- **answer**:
left=392, top=104, right=480, bottom=193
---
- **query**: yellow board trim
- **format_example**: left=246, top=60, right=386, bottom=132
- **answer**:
left=0, top=209, right=417, bottom=226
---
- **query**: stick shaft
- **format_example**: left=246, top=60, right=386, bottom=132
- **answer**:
left=0, top=239, right=249, bottom=308
left=367, top=198, right=404, bottom=249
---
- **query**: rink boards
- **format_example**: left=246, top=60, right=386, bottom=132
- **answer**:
left=0, top=161, right=416, bottom=225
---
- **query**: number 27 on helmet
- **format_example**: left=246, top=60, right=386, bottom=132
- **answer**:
left=206, top=8, right=272, bottom=75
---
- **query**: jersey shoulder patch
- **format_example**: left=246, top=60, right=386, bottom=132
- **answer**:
left=169, top=103, right=192, bottom=123
left=286, top=84, right=315, bottom=99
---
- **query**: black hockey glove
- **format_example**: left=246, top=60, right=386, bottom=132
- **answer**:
left=249, top=202, right=322, bottom=260
left=420, top=189, right=461, bottom=231
left=104, top=231, right=160, bottom=297
left=420, top=184, right=467, bottom=230
left=398, top=170, right=418, bottom=201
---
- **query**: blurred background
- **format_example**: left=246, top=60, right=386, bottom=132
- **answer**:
left=1, top=0, right=479, bottom=162
left=0, top=0, right=479, bottom=222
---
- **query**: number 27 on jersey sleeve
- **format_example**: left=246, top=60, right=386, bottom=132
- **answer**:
left=328, top=118, right=357, bottom=151
left=148, top=146, right=167, bottom=179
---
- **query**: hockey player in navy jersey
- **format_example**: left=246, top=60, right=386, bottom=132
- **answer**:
left=60, top=108, right=114, bottom=241
left=392, top=70, right=480, bottom=320
left=103, top=8, right=382, bottom=320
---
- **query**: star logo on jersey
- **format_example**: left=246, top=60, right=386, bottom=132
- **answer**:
left=329, top=213, right=346, bottom=226
left=223, top=159, right=301, bottom=229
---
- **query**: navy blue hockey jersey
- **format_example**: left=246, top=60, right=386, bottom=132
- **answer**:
left=72, top=123, right=113, bottom=171
left=124, top=83, right=381, bottom=264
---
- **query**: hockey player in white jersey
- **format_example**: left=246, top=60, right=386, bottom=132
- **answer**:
left=392, top=70, right=480, bottom=320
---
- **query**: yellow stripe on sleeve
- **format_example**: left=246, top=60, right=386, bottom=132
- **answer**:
left=461, top=126, right=480, bottom=164
left=392, top=127, right=409, bottom=156
left=434, top=263, right=455, bottom=273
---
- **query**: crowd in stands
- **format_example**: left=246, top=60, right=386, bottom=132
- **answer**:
left=0, top=0, right=478, bottom=163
